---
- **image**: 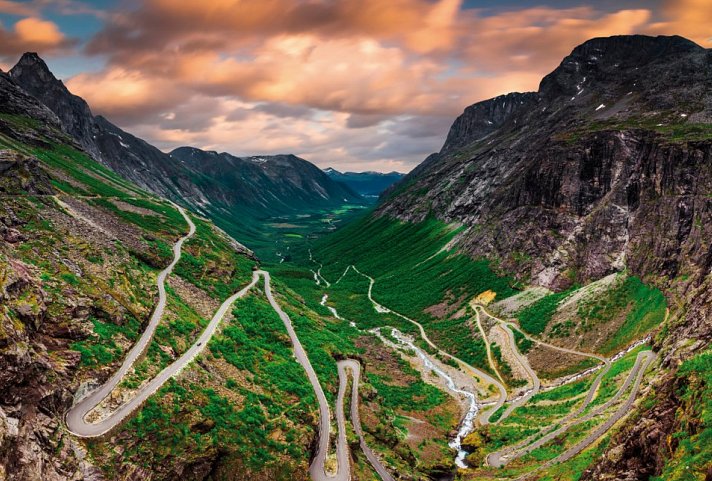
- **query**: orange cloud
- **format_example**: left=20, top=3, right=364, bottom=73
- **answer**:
left=0, top=16, right=73, bottom=57
left=460, top=7, right=652, bottom=74
left=15, top=17, right=64, bottom=45
left=66, top=67, right=185, bottom=123
left=647, top=0, right=712, bottom=45
left=65, top=0, right=712, bottom=171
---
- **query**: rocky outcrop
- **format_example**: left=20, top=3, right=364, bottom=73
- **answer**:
left=10, top=53, right=99, bottom=159
left=378, top=35, right=712, bottom=289
left=441, top=92, right=539, bottom=153
left=0, top=255, right=85, bottom=481
left=0, top=150, right=54, bottom=195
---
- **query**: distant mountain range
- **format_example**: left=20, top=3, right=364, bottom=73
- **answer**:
left=7, top=52, right=363, bottom=248
left=323, top=167, right=404, bottom=197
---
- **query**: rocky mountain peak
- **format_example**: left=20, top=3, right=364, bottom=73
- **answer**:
left=442, top=92, right=539, bottom=152
left=569, top=34, right=703, bottom=64
left=10, top=52, right=55, bottom=83
left=538, top=35, right=709, bottom=102
left=10, top=52, right=99, bottom=158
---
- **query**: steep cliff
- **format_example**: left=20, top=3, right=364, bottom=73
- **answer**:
left=376, top=34, right=712, bottom=480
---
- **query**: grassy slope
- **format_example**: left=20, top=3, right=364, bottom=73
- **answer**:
left=652, top=349, right=712, bottom=481
left=513, top=275, right=666, bottom=355
left=0, top=115, right=331, bottom=478
left=309, top=214, right=517, bottom=371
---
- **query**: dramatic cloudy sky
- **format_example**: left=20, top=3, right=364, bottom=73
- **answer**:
left=0, top=0, right=710, bottom=171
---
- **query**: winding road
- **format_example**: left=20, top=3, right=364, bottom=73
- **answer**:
left=310, top=260, right=656, bottom=478
left=337, top=360, right=395, bottom=481
left=66, top=205, right=198, bottom=436
left=348, top=265, right=508, bottom=424
left=487, top=349, right=654, bottom=468
left=495, top=323, right=541, bottom=421
left=261, top=270, right=350, bottom=481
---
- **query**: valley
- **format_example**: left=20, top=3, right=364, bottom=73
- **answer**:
left=1, top=32, right=711, bottom=481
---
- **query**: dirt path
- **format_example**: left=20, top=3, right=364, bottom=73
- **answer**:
left=474, top=309, right=507, bottom=387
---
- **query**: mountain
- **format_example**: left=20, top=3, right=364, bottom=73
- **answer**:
left=3, top=35, right=711, bottom=481
left=380, top=34, right=711, bottom=289
left=8, top=53, right=194, bottom=200
left=169, top=147, right=362, bottom=249
left=323, top=167, right=404, bottom=198
left=315, top=35, right=712, bottom=481
left=171, top=148, right=360, bottom=215
left=8, top=52, right=363, bottom=252
left=0, top=71, right=313, bottom=479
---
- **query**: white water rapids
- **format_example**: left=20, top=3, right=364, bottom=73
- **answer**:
left=386, top=328, right=479, bottom=468
left=320, top=286, right=479, bottom=467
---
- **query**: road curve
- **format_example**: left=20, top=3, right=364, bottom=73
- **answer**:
left=554, top=351, right=655, bottom=463
left=496, top=323, right=541, bottom=421
left=66, top=205, right=197, bottom=437
left=348, top=265, right=506, bottom=425
left=261, top=270, right=348, bottom=481
left=511, top=351, right=655, bottom=481
left=338, top=360, right=395, bottom=481
left=489, top=350, right=653, bottom=468
left=476, top=306, right=607, bottom=364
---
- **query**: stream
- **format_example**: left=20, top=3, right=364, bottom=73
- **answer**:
left=385, top=328, right=479, bottom=468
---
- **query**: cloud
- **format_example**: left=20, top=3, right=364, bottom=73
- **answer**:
left=647, top=0, right=712, bottom=45
left=14, top=17, right=64, bottom=44
left=0, top=0, right=36, bottom=16
left=0, top=17, right=74, bottom=57
left=66, top=66, right=185, bottom=124
left=57, top=0, right=712, bottom=172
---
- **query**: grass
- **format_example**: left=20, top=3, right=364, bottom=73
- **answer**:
left=652, top=348, right=712, bottom=481
left=516, top=286, right=577, bottom=335
left=172, top=215, right=256, bottom=300
left=587, top=345, right=649, bottom=411
left=71, top=317, right=141, bottom=367
left=309, top=214, right=518, bottom=371
left=559, top=116, right=712, bottom=144
left=366, top=356, right=448, bottom=412
left=512, top=327, right=534, bottom=353
left=33, top=143, right=144, bottom=198
left=597, top=277, right=666, bottom=354
left=89, top=197, right=185, bottom=237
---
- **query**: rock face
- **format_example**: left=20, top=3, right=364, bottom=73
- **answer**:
left=10, top=53, right=99, bottom=159
left=377, top=34, right=712, bottom=480
left=0, top=150, right=54, bottom=195
left=379, top=35, right=712, bottom=289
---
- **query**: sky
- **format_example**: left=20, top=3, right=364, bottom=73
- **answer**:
left=0, top=0, right=709, bottom=172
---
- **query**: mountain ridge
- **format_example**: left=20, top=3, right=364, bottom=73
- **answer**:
left=6, top=52, right=363, bottom=251
left=323, top=167, right=404, bottom=197
left=369, top=33, right=712, bottom=481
